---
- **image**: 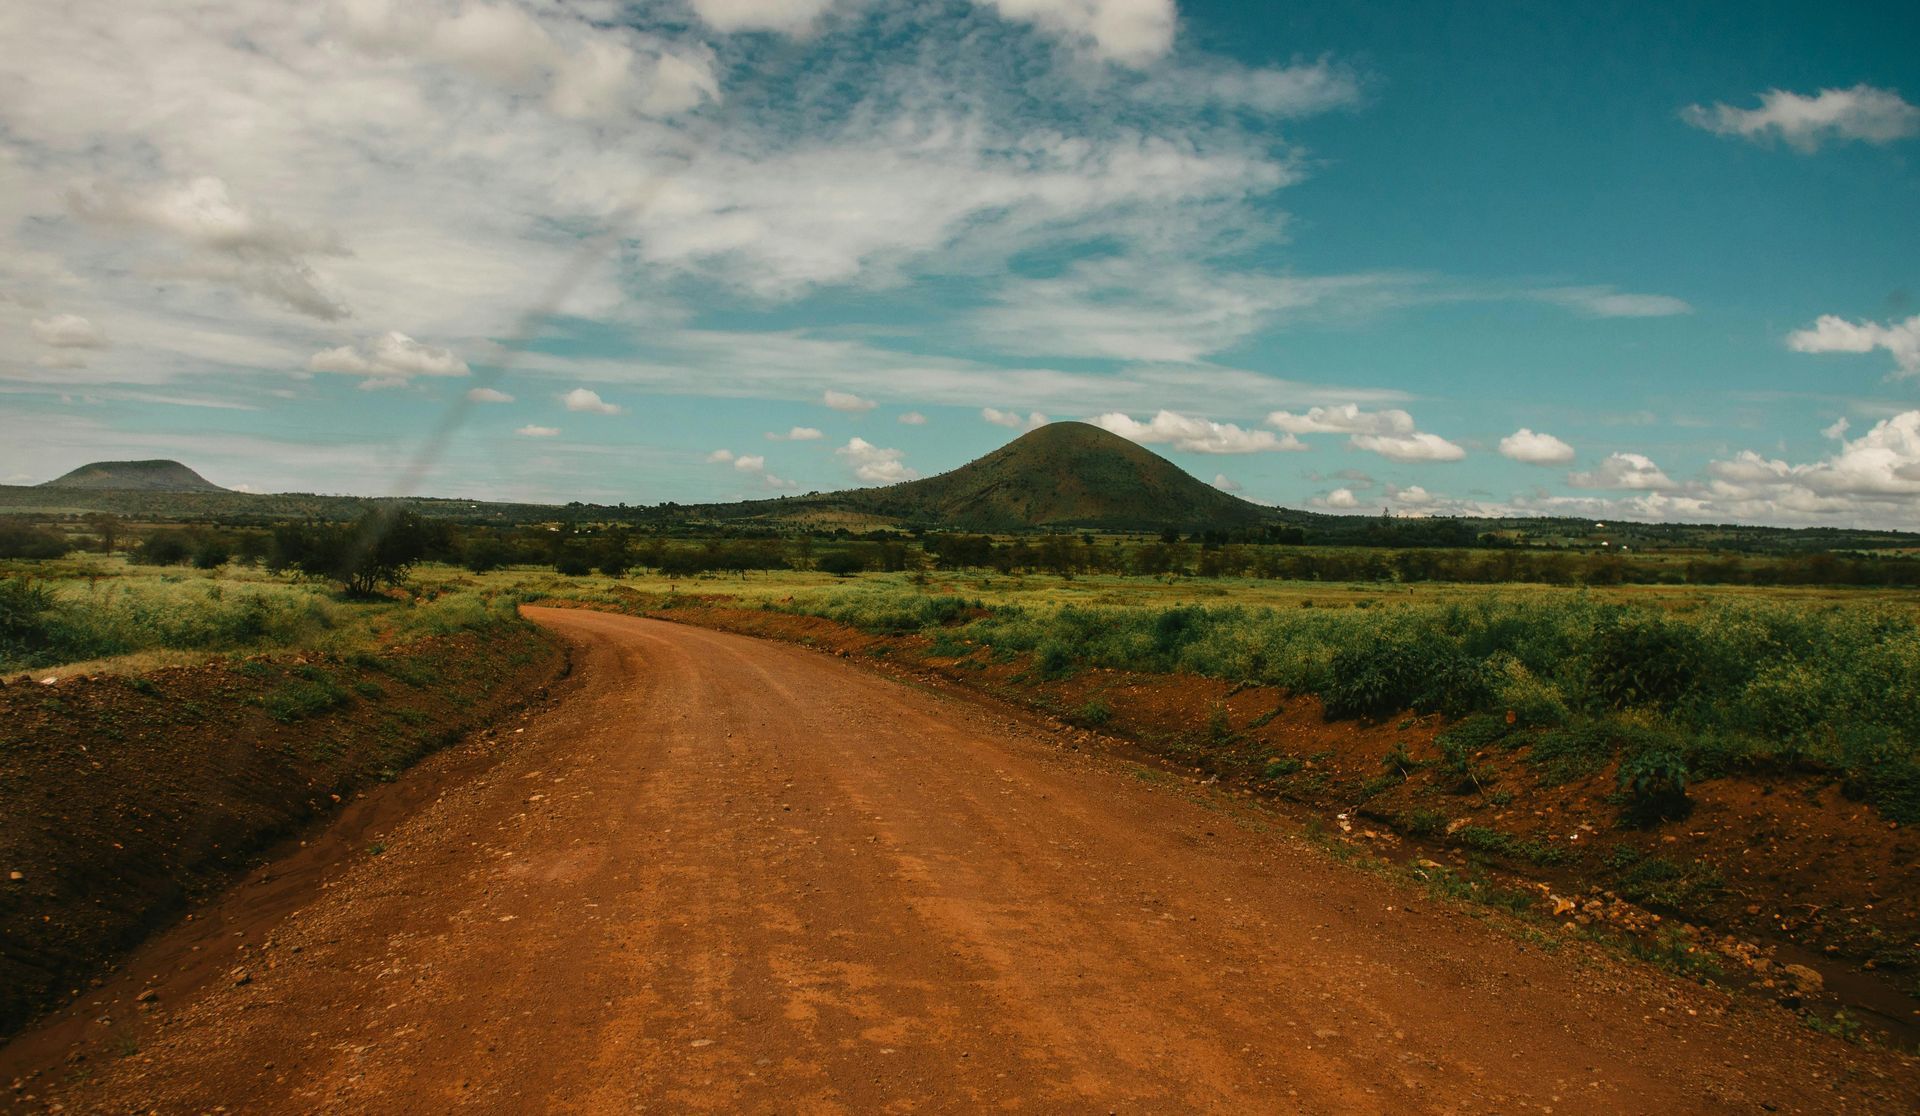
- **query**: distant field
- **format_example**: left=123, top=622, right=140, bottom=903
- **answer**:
left=0, top=557, right=521, bottom=678
left=9, top=559, right=1918, bottom=679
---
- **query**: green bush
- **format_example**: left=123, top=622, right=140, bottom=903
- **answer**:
left=0, top=577, right=54, bottom=658
left=1616, top=746, right=1692, bottom=826
left=1323, top=636, right=1490, bottom=719
left=1588, top=615, right=1703, bottom=710
left=0, top=523, right=70, bottom=560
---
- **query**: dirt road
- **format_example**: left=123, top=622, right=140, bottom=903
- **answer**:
left=6, top=607, right=1915, bottom=1112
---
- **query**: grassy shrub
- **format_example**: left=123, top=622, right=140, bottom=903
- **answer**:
left=770, top=585, right=1920, bottom=822
left=265, top=673, right=351, bottom=723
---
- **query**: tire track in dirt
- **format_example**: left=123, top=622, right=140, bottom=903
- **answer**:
left=4, top=607, right=1914, bottom=1113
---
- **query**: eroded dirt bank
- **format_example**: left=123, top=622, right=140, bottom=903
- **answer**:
left=4, top=607, right=1913, bottom=1112
left=0, top=622, right=565, bottom=1039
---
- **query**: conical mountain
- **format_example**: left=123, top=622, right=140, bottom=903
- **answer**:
left=847, top=421, right=1274, bottom=530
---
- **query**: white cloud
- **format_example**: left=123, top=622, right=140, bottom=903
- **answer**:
left=516, top=424, right=560, bottom=437
left=710, top=443, right=794, bottom=488
left=309, top=331, right=469, bottom=385
left=31, top=313, right=107, bottom=348
left=69, top=176, right=350, bottom=320
left=983, top=407, right=1050, bottom=431
left=1210, top=472, right=1240, bottom=492
left=897, top=411, right=928, bottom=425
left=1823, top=416, right=1850, bottom=440
left=1533, top=287, right=1692, bottom=318
left=466, top=386, right=514, bottom=403
left=836, top=436, right=916, bottom=484
left=1269, top=403, right=1462, bottom=462
left=1683, top=84, right=1920, bottom=152
left=1722, top=412, right=1920, bottom=499
left=1389, top=484, right=1434, bottom=506
left=1350, top=431, right=1467, bottom=463
left=1092, top=409, right=1305, bottom=454
left=1132, top=57, right=1361, bottom=118
left=688, top=0, right=839, bottom=35
left=767, top=425, right=823, bottom=441
left=978, top=0, right=1175, bottom=66
left=1319, top=487, right=1360, bottom=509
left=1569, top=452, right=1676, bottom=491
left=1268, top=404, right=1414, bottom=436
left=973, top=261, right=1405, bottom=363
left=560, top=387, right=622, bottom=414
left=1498, top=427, right=1575, bottom=465
left=1787, top=313, right=1920, bottom=378
left=823, top=389, right=877, bottom=413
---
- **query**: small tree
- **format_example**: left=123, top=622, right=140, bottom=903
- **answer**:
left=817, top=551, right=866, bottom=578
left=276, top=509, right=430, bottom=596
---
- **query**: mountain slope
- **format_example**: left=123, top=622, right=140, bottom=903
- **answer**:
left=41, top=460, right=228, bottom=493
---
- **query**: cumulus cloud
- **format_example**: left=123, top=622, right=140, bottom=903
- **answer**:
left=1787, top=313, right=1920, bottom=378
left=1267, top=404, right=1414, bottom=436
left=1682, top=84, right=1920, bottom=152
left=897, top=411, right=928, bottom=425
left=308, top=332, right=469, bottom=386
left=1092, top=410, right=1305, bottom=454
left=707, top=443, right=793, bottom=487
left=31, top=314, right=107, bottom=348
left=516, top=424, right=560, bottom=437
left=1569, top=452, right=1676, bottom=491
left=823, top=390, right=877, bottom=413
left=1318, top=487, right=1361, bottom=509
left=1210, top=473, right=1240, bottom=492
left=560, top=387, right=621, bottom=414
left=978, top=0, right=1175, bottom=66
left=1350, top=431, right=1467, bottom=463
left=836, top=436, right=916, bottom=484
left=1389, top=484, right=1434, bottom=506
left=1270, top=403, right=1461, bottom=462
left=767, top=425, right=823, bottom=441
left=1498, top=427, right=1576, bottom=465
left=466, top=386, right=514, bottom=403
left=983, top=407, right=1049, bottom=431
left=1722, top=412, right=1920, bottom=499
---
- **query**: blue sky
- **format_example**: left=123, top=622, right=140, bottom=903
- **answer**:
left=2, top=0, right=1918, bottom=526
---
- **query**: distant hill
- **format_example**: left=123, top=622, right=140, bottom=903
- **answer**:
left=41, top=460, right=228, bottom=493
left=853, top=421, right=1276, bottom=530
left=695, top=421, right=1281, bottom=531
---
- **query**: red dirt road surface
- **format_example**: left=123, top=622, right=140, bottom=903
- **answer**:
left=6, top=607, right=1916, bottom=1113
